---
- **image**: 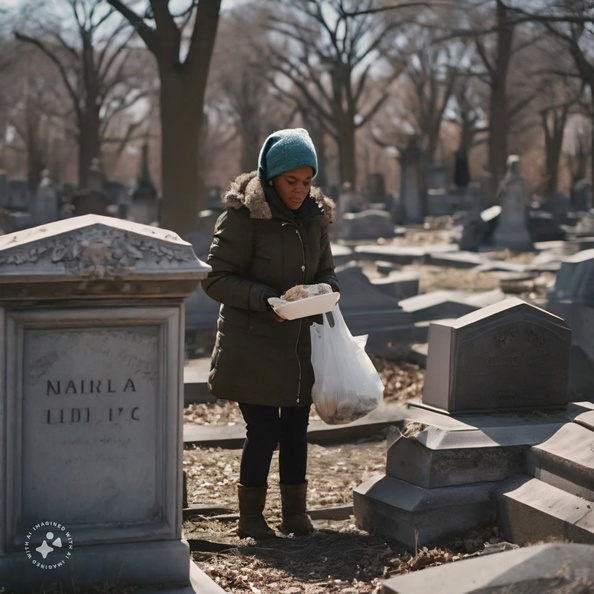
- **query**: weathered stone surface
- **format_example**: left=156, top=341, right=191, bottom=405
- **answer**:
left=575, top=408, right=594, bottom=430
left=497, top=476, right=594, bottom=545
left=336, top=263, right=401, bottom=310
left=365, top=324, right=424, bottom=360
left=548, top=248, right=594, bottom=305
left=382, top=543, right=594, bottom=594
left=339, top=209, right=395, bottom=241
left=0, top=214, right=209, bottom=299
left=386, top=425, right=527, bottom=488
left=353, top=474, right=496, bottom=548
left=546, top=301, right=594, bottom=398
left=423, top=298, right=572, bottom=413
left=526, top=422, right=594, bottom=500
left=342, top=310, right=413, bottom=337
left=382, top=404, right=570, bottom=490
left=398, top=290, right=479, bottom=322
left=0, top=216, right=213, bottom=591
left=370, top=270, right=419, bottom=301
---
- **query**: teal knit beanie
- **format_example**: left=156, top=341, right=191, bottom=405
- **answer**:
left=257, top=128, right=318, bottom=181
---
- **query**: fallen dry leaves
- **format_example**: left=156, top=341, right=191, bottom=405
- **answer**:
left=183, top=358, right=509, bottom=594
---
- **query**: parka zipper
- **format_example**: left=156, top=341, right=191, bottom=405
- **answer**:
left=284, top=222, right=307, bottom=404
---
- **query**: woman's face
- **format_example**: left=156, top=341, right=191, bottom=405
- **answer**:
left=272, top=166, right=314, bottom=210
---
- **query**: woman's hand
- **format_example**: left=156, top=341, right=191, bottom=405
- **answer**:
left=271, top=311, right=287, bottom=323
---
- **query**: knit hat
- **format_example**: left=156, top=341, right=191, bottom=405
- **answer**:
left=257, top=128, right=318, bottom=181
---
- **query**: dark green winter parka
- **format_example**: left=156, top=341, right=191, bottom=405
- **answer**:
left=201, top=171, right=339, bottom=407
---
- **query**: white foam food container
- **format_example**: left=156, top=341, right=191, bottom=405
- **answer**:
left=267, top=292, right=340, bottom=320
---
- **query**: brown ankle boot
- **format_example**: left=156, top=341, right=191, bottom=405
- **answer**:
left=279, top=482, right=314, bottom=535
left=237, top=484, right=276, bottom=539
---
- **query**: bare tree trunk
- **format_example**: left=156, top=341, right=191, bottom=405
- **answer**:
left=487, top=0, right=513, bottom=204
left=338, top=118, right=357, bottom=188
left=542, top=107, right=568, bottom=198
left=158, top=71, right=202, bottom=235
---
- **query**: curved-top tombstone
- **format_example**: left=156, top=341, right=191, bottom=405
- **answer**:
left=423, top=298, right=571, bottom=413
left=0, top=215, right=211, bottom=591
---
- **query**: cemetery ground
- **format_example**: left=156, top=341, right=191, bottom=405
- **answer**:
left=182, top=225, right=548, bottom=594
left=183, top=361, right=509, bottom=594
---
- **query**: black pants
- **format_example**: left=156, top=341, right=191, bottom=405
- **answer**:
left=238, top=402, right=311, bottom=488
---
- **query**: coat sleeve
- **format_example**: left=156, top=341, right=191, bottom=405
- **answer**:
left=201, top=208, right=279, bottom=311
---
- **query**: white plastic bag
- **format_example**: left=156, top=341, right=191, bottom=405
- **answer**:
left=310, top=305, right=384, bottom=424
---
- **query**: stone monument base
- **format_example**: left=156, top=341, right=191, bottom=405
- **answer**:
left=0, top=538, right=191, bottom=592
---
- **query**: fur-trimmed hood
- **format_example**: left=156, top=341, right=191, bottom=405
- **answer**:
left=223, top=171, right=335, bottom=223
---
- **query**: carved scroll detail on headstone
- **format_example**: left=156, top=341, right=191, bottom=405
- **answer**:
left=0, top=227, right=195, bottom=278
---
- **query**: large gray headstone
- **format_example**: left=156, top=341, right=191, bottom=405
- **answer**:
left=423, top=298, right=571, bottom=413
left=489, top=156, right=534, bottom=252
left=0, top=215, right=211, bottom=591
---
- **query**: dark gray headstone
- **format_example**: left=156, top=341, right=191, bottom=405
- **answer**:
left=8, top=178, right=30, bottom=211
left=571, top=179, right=593, bottom=212
left=399, top=141, right=425, bottom=224
left=0, top=171, right=8, bottom=208
left=547, top=300, right=594, bottom=398
left=339, top=209, right=395, bottom=241
left=423, top=298, right=571, bottom=413
left=548, top=249, right=594, bottom=306
left=72, top=190, right=108, bottom=217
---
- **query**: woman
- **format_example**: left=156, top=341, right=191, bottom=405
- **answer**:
left=202, top=128, right=339, bottom=539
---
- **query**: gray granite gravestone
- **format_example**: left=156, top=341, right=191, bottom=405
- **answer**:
left=0, top=215, right=211, bottom=591
left=489, top=156, right=534, bottom=252
left=422, top=298, right=571, bottom=413
left=399, top=139, right=425, bottom=224
left=32, top=169, right=60, bottom=225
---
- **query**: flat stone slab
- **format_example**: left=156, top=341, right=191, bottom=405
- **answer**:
left=382, top=543, right=594, bottom=594
left=527, top=422, right=594, bottom=500
left=353, top=244, right=429, bottom=265
left=497, top=475, right=594, bottom=545
left=183, top=402, right=408, bottom=448
left=403, top=403, right=571, bottom=443
left=398, top=291, right=479, bottom=322
left=575, top=408, right=594, bottom=430
left=427, top=251, right=486, bottom=268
